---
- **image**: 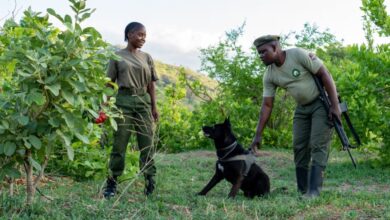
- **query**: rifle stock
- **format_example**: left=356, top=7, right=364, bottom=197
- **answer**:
left=311, top=74, right=360, bottom=168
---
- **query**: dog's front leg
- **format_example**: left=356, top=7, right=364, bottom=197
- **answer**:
left=197, top=171, right=223, bottom=196
left=228, top=175, right=244, bottom=198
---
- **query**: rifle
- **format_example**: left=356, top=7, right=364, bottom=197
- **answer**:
left=312, top=75, right=361, bottom=168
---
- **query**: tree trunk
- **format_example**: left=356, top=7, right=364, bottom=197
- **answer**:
left=24, top=149, right=35, bottom=205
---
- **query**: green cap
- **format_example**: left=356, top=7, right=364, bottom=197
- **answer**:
left=253, top=35, right=280, bottom=48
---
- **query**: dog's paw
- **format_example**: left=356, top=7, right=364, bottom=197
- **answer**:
left=197, top=192, right=206, bottom=196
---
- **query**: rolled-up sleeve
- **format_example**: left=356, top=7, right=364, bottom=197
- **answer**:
left=106, top=59, right=117, bottom=81
left=297, top=48, right=323, bottom=75
left=147, top=54, right=158, bottom=81
left=263, top=71, right=276, bottom=97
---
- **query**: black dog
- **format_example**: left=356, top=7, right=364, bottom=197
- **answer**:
left=197, top=118, right=270, bottom=198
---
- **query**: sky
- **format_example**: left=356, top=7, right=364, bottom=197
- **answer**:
left=0, top=0, right=389, bottom=71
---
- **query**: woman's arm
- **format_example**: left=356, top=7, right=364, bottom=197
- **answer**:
left=147, top=81, right=159, bottom=122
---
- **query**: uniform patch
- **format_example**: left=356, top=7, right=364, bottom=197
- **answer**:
left=309, top=53, right=318, bottom=61
left=292, top=68, right=301, bottom=77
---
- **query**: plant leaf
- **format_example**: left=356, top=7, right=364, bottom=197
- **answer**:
left=27, top=92, right=46, bottom=106
left=56, top=130, right=71, bottom=146
left=28, top=157, right=42, bottom=171
left=48, top=116, right=61, bottom=127
left=5, top=167, right=22, bottom=178
left=17, top=115, right=29, bottom=126
left=28, top=135, right=42, bottom=150
left=61, top=90, right=76, bottom=106
left=109, top=117, right=117, bottom=131
left=47, top=8, right=64, bottom=22
left=65, top=144, right=74, bottom=161
left=4, top=142, right=17, bottom=156
left=45, top=83, right=61, bottom=96
left=75, top=132, right=89, bottom=144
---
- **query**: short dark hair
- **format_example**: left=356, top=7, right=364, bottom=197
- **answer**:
left=124, top=22, right=145, bottom=41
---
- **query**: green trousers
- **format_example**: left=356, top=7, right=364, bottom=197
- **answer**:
left=293, top=98, right=333, bottom=168
left=109, top=93, right=156, bottom=178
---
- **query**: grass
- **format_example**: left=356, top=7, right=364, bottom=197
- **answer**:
left=1, top=148, right=389, bottom=219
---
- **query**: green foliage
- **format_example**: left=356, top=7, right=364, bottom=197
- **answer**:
left=319, top=43, right=390, bottom=166
left=156, top=23, right=343, bottom=153
left=1, top=149, right=389, bottom=219
left=195, top=23, right=334, bottom=149
left=158, top=68, right=205, bottom=152
left=200, top=23, right=264, bottom=104
left=0, top=1, right=121, bottom=187
left=361, top=0, right=390, bottom=36
left=292, top=23, right=343, bottom=50
left=156, top=21, right=389, bottom=168
left=49, top=140, right=139, bottom=181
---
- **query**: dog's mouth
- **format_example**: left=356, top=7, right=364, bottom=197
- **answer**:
left=202, top=126, right=213, bottom=138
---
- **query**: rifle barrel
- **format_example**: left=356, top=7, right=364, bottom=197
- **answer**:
left=312, top=75, right=357, bottom=168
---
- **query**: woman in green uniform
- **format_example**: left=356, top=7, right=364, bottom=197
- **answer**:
left=250, top=35, right=341, bottom=198
left=104, top=22, right=159, bottom=198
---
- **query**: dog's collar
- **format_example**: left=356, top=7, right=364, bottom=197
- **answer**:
left=218, top=141, right=237, bottom=160
left=218, top=141, right=237, bottom=152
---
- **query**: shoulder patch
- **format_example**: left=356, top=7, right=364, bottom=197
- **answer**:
left=309, top=53, right=317, bottom=61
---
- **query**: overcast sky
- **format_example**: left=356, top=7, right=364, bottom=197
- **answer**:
left=1, top=0, right=389, bottom=71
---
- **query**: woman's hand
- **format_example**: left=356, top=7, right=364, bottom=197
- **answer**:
left=329, top=104, right=342, bottom=124
left=152, top=108, right=159, bottom=122
left=250, top=135, right=262, bottom=157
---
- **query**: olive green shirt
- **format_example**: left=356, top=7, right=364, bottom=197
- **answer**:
left=263, top=48, right=323, bottom=105
left=107, top=49, right=158, bottom=89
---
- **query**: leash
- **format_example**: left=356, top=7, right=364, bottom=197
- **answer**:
left=217, top=141, right=237, bottom=160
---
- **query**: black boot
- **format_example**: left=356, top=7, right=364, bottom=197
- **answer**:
left=305, top=166, right=324, bottom=198
left=144, top=176, right=155, bottom=196
left=103, top=176, right=117, bottom=199
left=295, top=167, right=308, bottom=194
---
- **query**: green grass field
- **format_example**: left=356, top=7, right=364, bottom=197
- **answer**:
left=1, top=148, right=389, bottom=219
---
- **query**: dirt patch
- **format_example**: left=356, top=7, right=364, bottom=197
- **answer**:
left=331, top=181, right=390, bottom=193
left=12, top=175, right=69, bottom=186
left=180, top=150, right=215, bottom=158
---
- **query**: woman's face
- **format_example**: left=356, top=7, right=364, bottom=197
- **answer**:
left=127, top=27, right=146, bottom=49
left=256, top=44, right=276, bottom=66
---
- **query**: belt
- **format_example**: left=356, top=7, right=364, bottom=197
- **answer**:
left=118, top=87, right=147, bottom=96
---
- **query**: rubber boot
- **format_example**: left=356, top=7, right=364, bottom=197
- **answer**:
left=305, top=166, right=324, bottom=198
left=103, top=176, right=117, bottom=199
left=295, top=167, right=308, bottom=194
left=144, top=175, right=155, bottom=196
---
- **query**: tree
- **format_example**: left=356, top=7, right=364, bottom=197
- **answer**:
left=292, top=23, right=342, bottom=50
left=0, top=0, right=118, bottom=205
left=361, top=0, right=390, bottom=36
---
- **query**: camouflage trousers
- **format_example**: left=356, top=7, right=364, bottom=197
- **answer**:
left=109, top=92, right=156, bottom=178
left=293, top=98, right=334, bottom=169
